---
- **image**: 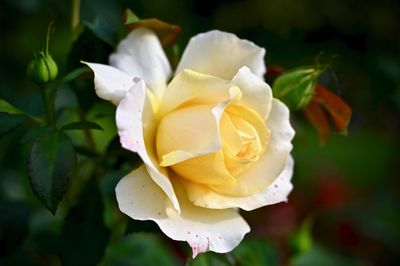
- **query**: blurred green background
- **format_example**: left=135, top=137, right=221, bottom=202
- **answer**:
left=0, top=0, right=399, bottom=265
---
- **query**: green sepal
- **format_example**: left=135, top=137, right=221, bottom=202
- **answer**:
left=272, top=66, right=324, bottom=110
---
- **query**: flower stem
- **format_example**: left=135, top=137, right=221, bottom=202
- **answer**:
left=40, top=85, right=55, bottom=126
left=78, top=109, right=96, bottom=150
left=71, top=0, right=80, bottom=30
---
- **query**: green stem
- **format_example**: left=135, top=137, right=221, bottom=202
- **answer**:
left=78, top=109, right=96, bottom=151
left=40, top=85, right=55, bottom=126
left=71, top=0, right=80, bottom=30
left=45, top=21, right=55, bottom=56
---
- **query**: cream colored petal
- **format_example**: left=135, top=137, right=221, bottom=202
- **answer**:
left=222, top=104, right=270, bottom=177
left=176, top=30, right=266, bottom=80
left=109, top=27, right=171, bottom=98
left=223, top=117, right=261, bottom=177
left=116, top=165, right=169, bottom=219
left=182, top=156, right=294, bottom=211
left=226, top=104, right=270, bottom=155
left=171, top=151, right=236, bottom=187
left=82, top=62, right=134, bottom=105
left=116, top=165, right=250, bottom=258
left=158, top=69, right=231, bottom=116
left=157, top=105, right=221, bottom=167
left=220, top=113, right=243, bottom=156
left=231, top=66, right=273, bottom=119
left=212, top=99, right=295, bottom=196
left=116, top=79, right=179, bottom=211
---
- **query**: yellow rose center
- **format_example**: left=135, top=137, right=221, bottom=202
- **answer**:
left=155, top=95, right=270, bottom=196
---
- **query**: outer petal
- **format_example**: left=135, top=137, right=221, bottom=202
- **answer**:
left=231, top=66, right=273, bottom=119
left=176, top=30, right=266, bottom=80
left=116, top=165, right=250, bottom=258
left=109, top=27, right=172, bottom=98
left=116, top=78, right=179, bottom=211
left=82, top=62, right=135, bottom=105
left=182, top=156, right=294, bottom=211
left=212, top=99, right=295, bottom=196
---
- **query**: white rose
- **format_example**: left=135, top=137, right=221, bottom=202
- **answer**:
left=84, top=28, right=295, bottom=257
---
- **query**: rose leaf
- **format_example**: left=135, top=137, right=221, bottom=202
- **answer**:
left=28, top=128, right=76, bottom=214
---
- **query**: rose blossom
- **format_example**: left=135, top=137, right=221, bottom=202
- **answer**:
left=84, top=28, right=295, bottom=257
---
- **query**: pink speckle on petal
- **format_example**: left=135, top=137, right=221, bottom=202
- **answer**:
left=119, top=134, right=138, bottom=151
left=198, top=245, right=209, bottom=254
left=190, top=242, right=209, bottom=259
left=190, top=243, right=199, bottom=258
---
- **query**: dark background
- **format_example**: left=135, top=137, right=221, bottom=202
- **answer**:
left=0, top=0, right=399, bottom=265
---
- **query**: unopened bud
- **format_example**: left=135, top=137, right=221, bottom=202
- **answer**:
left=272, top=67, right=324, bottom=110
left=27, top=22, right=58, bottom=85
left=27, top=51, right=58, bottom=84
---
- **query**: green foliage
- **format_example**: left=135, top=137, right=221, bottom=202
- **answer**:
left=66, top=26, right=112, bottom=112
left=0, top=98, right=43, bottom=124
left=290, top=219, right=313, bottom=255
left=189, top=252, right=231, bottom=266
left=100, top=233, right=179, bottom=266
left=124, top=9, right=140, bottom=25
left=0, top=201, right=32, bottom=255
left=60, top=179, right=110, bottom=266
left=28, top=128, right=76, bottom=214
left=0, top=114, right=25, bottom=137
left=62, top=66, right=92, bottom=83
left=291, top=245, right=364, bottom=266
left=232, top=238, right=278, bottom=266
left=272, top=67, right=323, bottom=110
left=85, top=16, right=119, bottom=47
left=61, top=121, right=104, bottom=131
left=0, top=99, right=27, bottom=115
left=86, top=103, right=118, bottom=152
left=188, top=238, right=278, bottom=266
